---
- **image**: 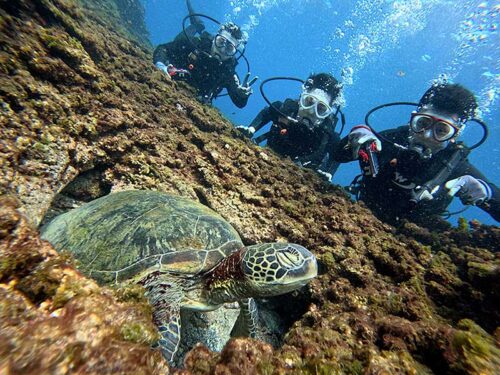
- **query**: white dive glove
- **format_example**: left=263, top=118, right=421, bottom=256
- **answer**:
left=347, top=125, right=382, bottom=159
left=445, top=175, right=493, bottom=205
left=155, top=61, right=170, bottom=74
left=317, top=169, right=333, bottom=182
left=236, top=126, right=255, bottom=137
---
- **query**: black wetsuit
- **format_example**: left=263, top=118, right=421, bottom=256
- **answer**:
left=336, top=126, right=500, bottom=224
left=250, top=99, right=341, bottom=174
left=153, top=31, right=249, bottom=108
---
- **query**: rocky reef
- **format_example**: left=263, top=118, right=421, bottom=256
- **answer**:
left=0, top=0, right=498, bottom=374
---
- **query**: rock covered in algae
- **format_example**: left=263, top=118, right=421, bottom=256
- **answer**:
left=0, top=196, right=168, bottom=373
left=182, top=319, right=500, bottom=374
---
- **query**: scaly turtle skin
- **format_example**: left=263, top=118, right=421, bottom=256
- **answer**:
left=41, top=190, right=317, bottom=363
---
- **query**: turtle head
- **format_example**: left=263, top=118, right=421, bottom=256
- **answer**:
left=241, top=243, right=318, bottom=297
left=205, top=243, right=317, bottom=304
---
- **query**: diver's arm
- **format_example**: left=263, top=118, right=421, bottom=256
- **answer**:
left=294, top=126, right=334, bottom=171
left=315, top=156, right=339, bottom=182
left=484, top=187, right=500, bottom=222
left=226, top=73, right=251, bottom=108
left=153, top=42, right=175, bottom=65
left=334, top=135, right=356, bottom=162
left=153, top=35, right=201, bottom=78
left=322, top=132, right=342, bottom=176
left=153, top=35, right=190, bottom=64
left=333, top=126, right=376, bottom=162
left=248, top=102, right=283, bottom=132
left=334, top=126, right=404, bottom=163
left=297, top=152, right=335, bottom=173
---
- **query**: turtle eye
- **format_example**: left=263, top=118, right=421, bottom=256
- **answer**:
left=276, top=247, right=304, bottom=269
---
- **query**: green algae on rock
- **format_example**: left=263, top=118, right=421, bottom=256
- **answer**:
left=0, top=196, right=166, bottom=373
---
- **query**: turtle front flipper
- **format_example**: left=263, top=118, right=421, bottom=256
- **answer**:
left=144, top=279, right=184, bottom=364
left=231, top=298, right=258, bottom=338
left=155, top=307, right=181, bottom=364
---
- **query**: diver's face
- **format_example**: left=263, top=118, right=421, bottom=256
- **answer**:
left=297, top=88, right=333, bottom=129
left=408, top=106, right=462, bottom=157
left=211, top=31, right=238, bottom=62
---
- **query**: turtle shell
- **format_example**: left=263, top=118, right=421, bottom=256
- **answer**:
left=41, top=190, right=243, bottom=284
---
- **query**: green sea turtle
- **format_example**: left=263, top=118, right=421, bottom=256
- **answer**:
left=41, top=190, right=317, bottom=363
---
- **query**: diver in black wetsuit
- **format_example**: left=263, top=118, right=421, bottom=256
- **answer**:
left=153, top=0, right=255, bottom=108
left=336, top=83, right=499, bottom=225
left=239, top=73, right=343, bottom=179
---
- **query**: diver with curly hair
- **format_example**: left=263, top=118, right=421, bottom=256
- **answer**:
left=336, top=83, right=499, bottom=225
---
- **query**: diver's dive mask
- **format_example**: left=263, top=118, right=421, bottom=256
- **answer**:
left=407, top=110, right=465, bottom=158
left=409, top=112, right=463, bottom=142
left=297, top=88, right=333, bottom=129
left=211, top=30, right=240, bottom=61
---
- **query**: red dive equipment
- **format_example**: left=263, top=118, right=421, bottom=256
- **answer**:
left=167, top=65, right=191, bottom=80
left=358, top=141, right=379, bottom=177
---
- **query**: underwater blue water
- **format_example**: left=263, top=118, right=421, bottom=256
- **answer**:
left=143, top=0, right=499, bottom=226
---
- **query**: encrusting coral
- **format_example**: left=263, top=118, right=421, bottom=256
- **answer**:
left=0, top=196, right=166, bottom=373
left=0, top=0, right=498, bottom=373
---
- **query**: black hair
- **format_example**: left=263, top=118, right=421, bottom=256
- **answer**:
left=306, top=73, right=341, bottom=103
left=418, top=83, right=478, bottom=121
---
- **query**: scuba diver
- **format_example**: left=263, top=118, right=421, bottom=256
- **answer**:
left=153, top=0, right=256, bottom=108
left=239, top=73, right=343, bottom=179
left=336, top=82, right=499, bottom=225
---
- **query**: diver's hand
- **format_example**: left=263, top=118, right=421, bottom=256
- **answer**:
left=235, top=72, right=258, bottom=98
left=445, top=175, right=493, bottom=206
left=155, top=62, right=172, bottom=79
left=236, top=125, right=255, bottom=138
left=317, top=169, right=332, bottom=182
left=347, top=125, right=382, bottom=159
